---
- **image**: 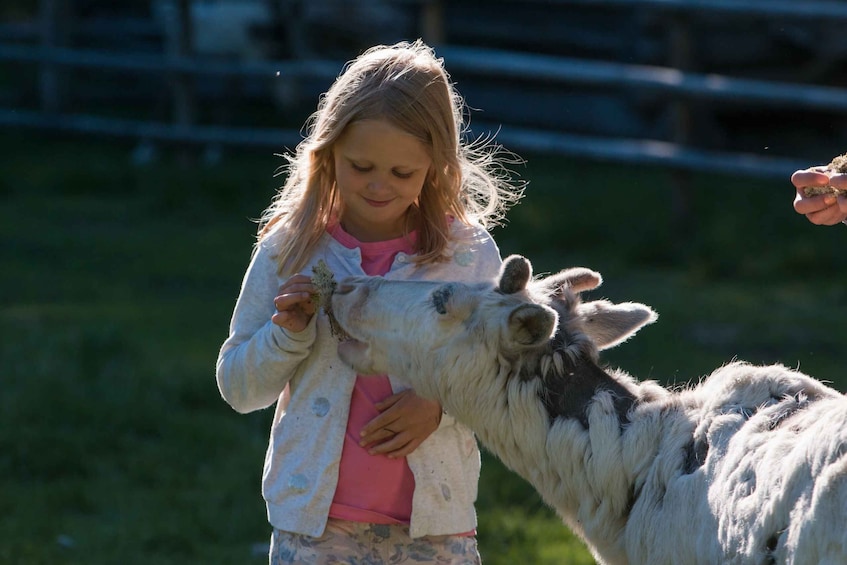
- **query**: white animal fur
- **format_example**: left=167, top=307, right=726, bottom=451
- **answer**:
left=331, top=255, right=847, bottom=565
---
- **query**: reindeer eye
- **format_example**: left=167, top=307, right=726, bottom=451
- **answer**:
left=432, top=284, right=454, bottom=315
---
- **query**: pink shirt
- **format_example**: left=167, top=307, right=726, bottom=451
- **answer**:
left=327, top=222, right=418, bottom=524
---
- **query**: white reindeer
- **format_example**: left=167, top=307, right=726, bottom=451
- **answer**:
left=330, top=255, right=847, bottom=565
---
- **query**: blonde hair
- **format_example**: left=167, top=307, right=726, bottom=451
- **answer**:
left=258, top=39, right=524, bottom=274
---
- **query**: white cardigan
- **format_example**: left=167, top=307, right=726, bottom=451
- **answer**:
left=216, top=222, right=502, bottom=538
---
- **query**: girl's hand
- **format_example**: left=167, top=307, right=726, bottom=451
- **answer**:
left=271, top=274, right=316, bottom=333
left=791, top=168, right=847, bottom=225
left=359, top=390, right=443, bottom=459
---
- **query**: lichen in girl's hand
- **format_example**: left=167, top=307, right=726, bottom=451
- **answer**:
left=829, top=153, right=847, bottom=174
left=311, top=259, right=349, bottom=340
left=802, top=152, right=847, bottom=197
left=311, top=259, right=337, bottom=311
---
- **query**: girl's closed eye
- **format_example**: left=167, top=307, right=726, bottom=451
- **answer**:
left=351, top=161, right=415, bottom=180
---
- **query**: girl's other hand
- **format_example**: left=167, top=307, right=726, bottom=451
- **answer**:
left=359, top=390, right=443, bottom=459
left=271, top=274, right=316, bottom=332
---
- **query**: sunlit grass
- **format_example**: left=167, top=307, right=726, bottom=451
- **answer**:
left=3, top=133, right=845, bottom=563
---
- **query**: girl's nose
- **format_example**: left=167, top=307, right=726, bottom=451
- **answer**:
left=366, top=173, right=391, bottom=191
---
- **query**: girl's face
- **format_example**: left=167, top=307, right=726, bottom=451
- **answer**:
left=333, top=119, right=432, bottom=242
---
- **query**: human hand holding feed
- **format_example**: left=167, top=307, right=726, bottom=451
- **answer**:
left=791, top=154, right=847, bottom=225
left=271, top=274, right=316, bottom=332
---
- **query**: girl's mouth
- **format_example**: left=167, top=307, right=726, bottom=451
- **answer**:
left=364, top=197, right=392, bottom=208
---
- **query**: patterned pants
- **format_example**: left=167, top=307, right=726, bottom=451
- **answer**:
left=269, top=519, right=481, bottom=564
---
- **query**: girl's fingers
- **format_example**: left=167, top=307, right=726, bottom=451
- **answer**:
left=364, top=430, right=418, bottom=458
left=271, top=306, right=312, bottom=332
left=277, top=274, right=317, bottom=297
left=360, top=413, right=401, bottom=442
left=278, top=282, right=316, bottom=297
left=274, top=291, right=313, bottom=312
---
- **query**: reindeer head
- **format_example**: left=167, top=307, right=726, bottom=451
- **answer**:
left=330, top=256, right=656, bottom=396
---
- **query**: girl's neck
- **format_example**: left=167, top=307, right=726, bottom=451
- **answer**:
left=339, top=208, right=420, bottom=243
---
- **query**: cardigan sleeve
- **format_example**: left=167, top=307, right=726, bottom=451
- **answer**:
left=215, top=241, right=317, bottom=413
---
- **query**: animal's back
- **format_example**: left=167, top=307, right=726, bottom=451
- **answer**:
left=630, top=362, right=847, bottom=564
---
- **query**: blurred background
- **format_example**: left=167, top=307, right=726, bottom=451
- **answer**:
left=2, top=1, right=847, bottom=563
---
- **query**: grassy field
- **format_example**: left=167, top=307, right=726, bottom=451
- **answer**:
left=2, top=131, right=846, bottom=564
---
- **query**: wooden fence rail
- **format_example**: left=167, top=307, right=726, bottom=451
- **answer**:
left=437, top=45, right=847, bottom=113
left=545, top=0, right=847, bottom=19
left=0, top=0, right=844, bottom=179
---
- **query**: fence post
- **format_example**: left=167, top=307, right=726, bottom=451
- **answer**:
left=420, top=0, right=445, bottom=45
left=164, top=0, right=196, bottom=164
left=668, top=11, right=695, bottom=241
left=38, top=0, right=68, bottom=113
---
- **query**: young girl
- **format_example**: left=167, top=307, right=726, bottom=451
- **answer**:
left=216, top=40, right=524, bottom=564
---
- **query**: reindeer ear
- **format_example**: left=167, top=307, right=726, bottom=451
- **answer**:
left=542, top=267, right=602, bottom=295
left=499, top=255, right=532, bottom=294
left=507, top=304, right=558, bottom=348
left=576, top=300, right=657, bottom=350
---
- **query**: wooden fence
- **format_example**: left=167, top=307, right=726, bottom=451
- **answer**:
left=1, top=0, right=846, bottom=178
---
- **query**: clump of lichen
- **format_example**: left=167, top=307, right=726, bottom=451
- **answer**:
left=311, top=259, right=349, bottom=340
left=829, top=153, right=847, bottom=173
left=311, top=259, right=336, bottom=310
left=803, top=152, right=847, bottom=197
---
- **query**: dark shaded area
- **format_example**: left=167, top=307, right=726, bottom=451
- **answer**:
left=2, top=2, right=847, bottom=563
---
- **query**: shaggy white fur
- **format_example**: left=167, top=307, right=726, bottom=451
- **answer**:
left=331, top=255, right=847, bottom=565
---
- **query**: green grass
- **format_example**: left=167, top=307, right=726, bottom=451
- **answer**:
left=2, top=132, right=845, bottom=564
